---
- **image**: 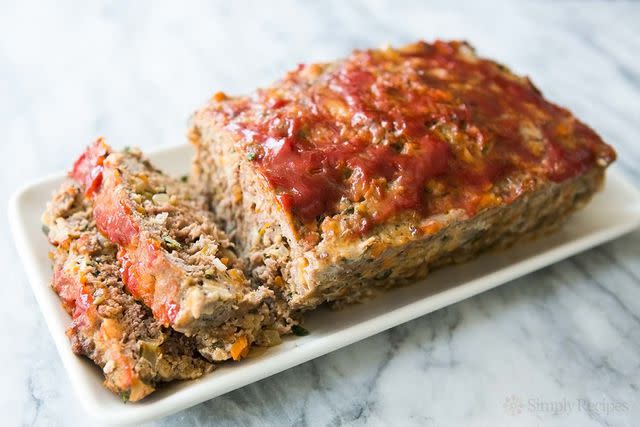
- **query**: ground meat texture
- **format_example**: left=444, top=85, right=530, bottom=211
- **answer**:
left=68, top=140, right=296, bottom=361
left=42, top=182, right=213, bottom=402
left=188, top=40, right=616, bottom=309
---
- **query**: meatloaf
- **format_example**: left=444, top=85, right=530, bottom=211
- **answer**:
left=42, top=181, right=213, bottom=401
left=70, top=139, right=294, bottom=361
left=189, top=40, right=616, bottom=309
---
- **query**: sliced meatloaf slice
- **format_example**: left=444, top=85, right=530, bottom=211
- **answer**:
left=70, top=139, right=294, bottom=361
left=189, top=40, right=616, bottom=309
left=42, top=181, right=213, bottom=402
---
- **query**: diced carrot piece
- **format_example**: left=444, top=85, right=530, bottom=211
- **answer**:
left=230, top=335, right=249, bottom=361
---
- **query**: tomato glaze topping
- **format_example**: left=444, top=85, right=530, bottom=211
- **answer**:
left=205, top=41, right=615, bottom=231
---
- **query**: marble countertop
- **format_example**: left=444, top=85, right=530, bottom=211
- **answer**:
left=2, top=1, right=639, bottom=426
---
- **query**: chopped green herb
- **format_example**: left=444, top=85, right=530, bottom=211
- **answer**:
left=123, top=146, right=131, bottom=153
left=180, top=175, right=188, bottom=183
left=120, top=391, right=130, bottom=403
left=292, top=325, right=309, bottom=336
left=162, top=235, right=182, bottom=251
left=41, top=224, right=50, bottom=235
left=246, top=152, right=256, bottom=161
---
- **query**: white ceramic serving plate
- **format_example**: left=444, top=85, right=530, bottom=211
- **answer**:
left=9, top=143, right=640, bottom=425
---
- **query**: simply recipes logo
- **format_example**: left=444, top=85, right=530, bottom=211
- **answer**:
left=503, top=395, right=629, bottom=417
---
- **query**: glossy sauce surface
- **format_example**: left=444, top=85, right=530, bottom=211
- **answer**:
left=204, top=41, right=615, bottom=232
left=71, top=140, right=179, bottom=326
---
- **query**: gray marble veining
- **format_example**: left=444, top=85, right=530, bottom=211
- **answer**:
left=2, top=1, right=639, bottom=426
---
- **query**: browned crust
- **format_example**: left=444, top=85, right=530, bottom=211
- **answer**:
left=305, top=166, right=606, bottom=307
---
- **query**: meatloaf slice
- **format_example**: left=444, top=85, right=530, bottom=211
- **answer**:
left=189, top=40, right=616, bottom=309
left=42, top=181, right=213, bottom=402
left=70, top=140, right=293, bottom=361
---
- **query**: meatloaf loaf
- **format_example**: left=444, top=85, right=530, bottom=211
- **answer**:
left=70, top=139, right=294, bottom=361
left=189, top=40, right=616, bottom=309
left=42, top=181, right=213, bottom=401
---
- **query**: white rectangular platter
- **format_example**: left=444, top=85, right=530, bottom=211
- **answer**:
left=9, top=143, right=640, bottom=425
